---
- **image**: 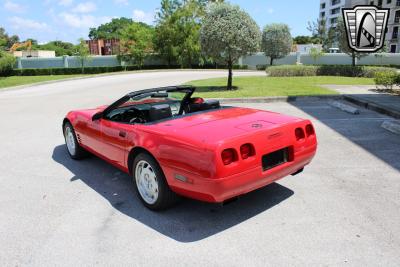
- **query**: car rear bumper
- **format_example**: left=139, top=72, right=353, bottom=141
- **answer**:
left=165, top=146, right=316, bottom=203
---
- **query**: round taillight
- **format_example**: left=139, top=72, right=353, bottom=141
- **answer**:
left=240, top=145, right=251, bottom=159
left=295, top=128, right=305, bottom=141
left=240, top=144, right=254, bottom=159
left=305, top=124, right=315, bottom=137
left=221, top=149, right=235, bottom=165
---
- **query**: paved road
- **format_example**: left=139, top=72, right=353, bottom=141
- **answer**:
left=1, top=71, right=399, bottom=266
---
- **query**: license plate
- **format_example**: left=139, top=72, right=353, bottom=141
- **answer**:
left=262, top=147, right=289, bottom=171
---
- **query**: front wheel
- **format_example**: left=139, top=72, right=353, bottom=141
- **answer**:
left=63, top=122, right=88, bottom=160
left=133, top=153, right=179, bottom=210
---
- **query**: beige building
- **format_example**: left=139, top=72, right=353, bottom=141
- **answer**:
left=320, top=0, right=400, bottom=52
left=13, top=50, right=56, bottom=58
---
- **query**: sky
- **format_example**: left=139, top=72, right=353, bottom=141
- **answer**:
left=0, top=0, right=320, bottom=44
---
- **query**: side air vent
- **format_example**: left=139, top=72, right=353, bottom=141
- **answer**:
left=76, top=133, right=82, bottom=144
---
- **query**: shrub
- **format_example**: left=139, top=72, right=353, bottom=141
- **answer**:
left=395, top=74, right=400, bottom=86
left=266, top=65, right=318, bottom=77
left=374, top=71, right=397, bottom=90
left=266, top=65, right=397, bottom=78
left=0, top=51, right=16, bottom=77
left=362, top=66, right=397, bottom=78
left=256, top=64, right=267, bottom=71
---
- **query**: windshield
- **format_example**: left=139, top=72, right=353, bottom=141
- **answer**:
left=102, top=87, right=220, bottom=124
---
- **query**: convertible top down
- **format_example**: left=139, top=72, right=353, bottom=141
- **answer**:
left=63, top=86, right=317, bottom=210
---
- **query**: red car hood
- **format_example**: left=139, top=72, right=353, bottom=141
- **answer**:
left=153, top=107, right=303, bottom=143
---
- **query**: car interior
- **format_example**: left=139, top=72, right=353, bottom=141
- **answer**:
left=103, top=91, right=221, bottom=124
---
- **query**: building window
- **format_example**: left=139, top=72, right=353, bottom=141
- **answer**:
left=331, top=17, right=338, bottom=24
left=393, top=26, right=399, bottom=39
left=331, top=8, right=341, bottom=14
left=321, top=3, right=326, bottom=9
left=397, top=0, right=400, bottom=6
left=387, top=0, right=392, bottom=4
left=321, top=11, right=326, bottom=17
left=331, top=0, right=340, bottom=6
left=390, top=44, right=397, bottom=53
left=370, top=1, right=374, bottom=5
left=395, top=10, right=400, bottom=23
left=378, top=0, right=383, bottom=6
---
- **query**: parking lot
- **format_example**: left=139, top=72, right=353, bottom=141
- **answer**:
left=0, top=71, right=399, bottom=266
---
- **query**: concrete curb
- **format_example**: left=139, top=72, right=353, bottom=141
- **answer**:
left=328, top=100, right=360, bottom=115
left=211, top=95, right=342, bottom=104
left=381, top=120, right=400, bottom=135
left=343, top=95, right=400, bottom=119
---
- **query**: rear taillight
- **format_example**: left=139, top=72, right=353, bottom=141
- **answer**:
left=240, top=143, right=255, bottom=159
left=305, top=124, right=315, bottom=137
left=221, top=149, right=237, bottom=165
left=295, top=128, right=305, bottom=141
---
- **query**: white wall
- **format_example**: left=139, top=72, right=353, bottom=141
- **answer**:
left=241, top=53, right=400, bottom=68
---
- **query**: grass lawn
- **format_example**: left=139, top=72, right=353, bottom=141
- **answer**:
left=0, top=75, right=88, bottom=89
left=186, top=76, right=375, bottom=98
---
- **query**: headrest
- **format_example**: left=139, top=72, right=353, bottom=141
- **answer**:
left=187, top=100, right=220, bottom=113
left=149, top=104, right=172, bottom=122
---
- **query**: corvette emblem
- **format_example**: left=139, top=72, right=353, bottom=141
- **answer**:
left=342, top=5, right=389, bottom=52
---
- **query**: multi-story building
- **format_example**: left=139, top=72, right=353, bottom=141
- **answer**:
left=86, top=39, right=120, bottom=56
left=320, top=0, right=346, bottom=29
left=319, top=0, right=400, bottom=52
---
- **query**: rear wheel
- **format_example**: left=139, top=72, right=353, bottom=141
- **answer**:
left=133, top=153, right=178, bottom=210
left=63, top=122, right=88, bottom=160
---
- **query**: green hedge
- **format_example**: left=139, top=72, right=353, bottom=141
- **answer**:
left=12, top=64, right=248, bottom=76
left=0, top=51, right=16, bottom=76
left=374, top=71, right=400, bottom=90
left=266, top=65, right=398, bottom=78
left=266, top=65, right=318, bottom=76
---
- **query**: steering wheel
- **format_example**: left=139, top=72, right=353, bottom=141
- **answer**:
left=124, top=108, right=146, bottom=124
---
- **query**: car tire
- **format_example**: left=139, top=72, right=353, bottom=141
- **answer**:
left=133, top=153, right=179, bottom=210
left=63, top=121, right=88, bottom=160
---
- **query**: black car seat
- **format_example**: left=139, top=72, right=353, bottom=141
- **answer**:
left=149, top=104, right=173, bottom=121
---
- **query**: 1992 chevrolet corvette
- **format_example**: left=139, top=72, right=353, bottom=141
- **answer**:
left=63, top=86, right=317, bottom=210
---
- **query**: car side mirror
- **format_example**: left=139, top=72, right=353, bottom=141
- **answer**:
left=92, top=112, right=103, bottom=121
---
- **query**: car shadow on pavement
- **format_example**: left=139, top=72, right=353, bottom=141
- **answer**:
left=52, top=145, right=294, bottom=243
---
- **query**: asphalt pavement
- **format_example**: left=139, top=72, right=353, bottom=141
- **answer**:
left=0, top=71, right=399, bottom=266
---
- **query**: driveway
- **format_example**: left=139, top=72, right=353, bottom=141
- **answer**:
left=0, top=71, right=399, bottom=266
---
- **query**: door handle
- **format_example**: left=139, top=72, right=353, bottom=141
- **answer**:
left=119, top=131, right=126, bottom=138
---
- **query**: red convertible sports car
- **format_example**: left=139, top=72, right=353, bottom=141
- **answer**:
left=63, top=86, right=317, bottom=210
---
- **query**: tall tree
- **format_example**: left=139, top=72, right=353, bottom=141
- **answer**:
left=154, top=0, right=181, bottom=66
left=75, top=38, right=90, bottom=73
left=261, top=23, right=292, bottom=65
left=175, top=0, right=203, bottom=67
left=120, top=23, right=154, bottom=67
left=336, top=17, right=366, bottom=66
left=307, top=18, right=335, bottom=51
left=88, top=18, right=135, bottom=39
left=154, top=0, right=205, bottom=67
left=0, top=27, right=19, bottom=50
left=201, top=2, right=261, bottom=90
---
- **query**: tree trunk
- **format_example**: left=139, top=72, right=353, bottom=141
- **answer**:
left=352, top=52, right=356, bottom=67
left=227, top=60, right=233, bottom=90
left=270, top=57, right=274, bottom=66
